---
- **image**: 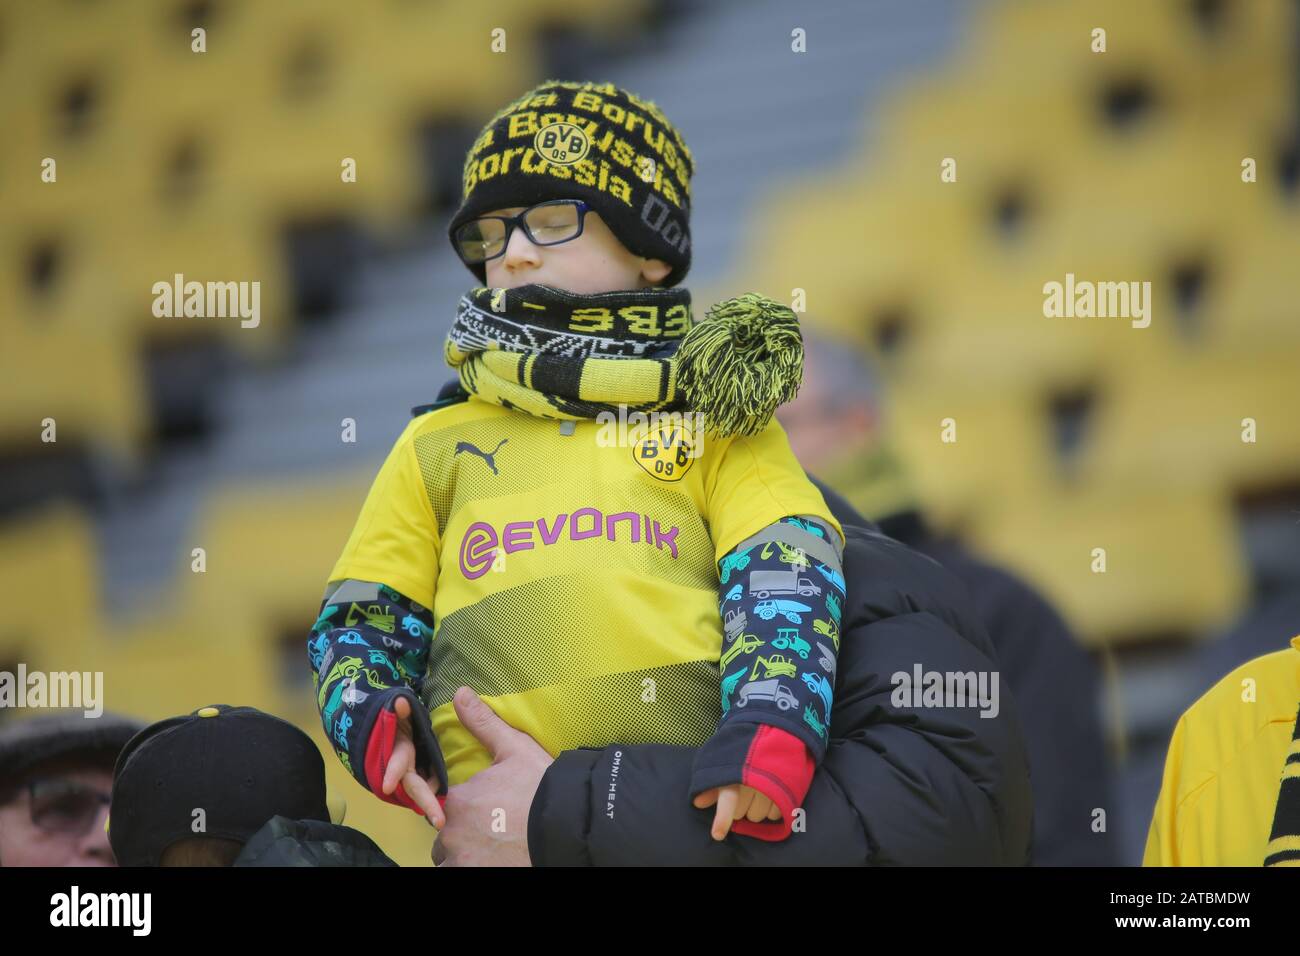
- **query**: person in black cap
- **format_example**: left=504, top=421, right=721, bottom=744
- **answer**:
left=0, top=711, right=144, bottom=867
left=109, top=704, right=394, bottom=867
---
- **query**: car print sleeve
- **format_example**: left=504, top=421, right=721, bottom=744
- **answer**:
left=689, top=513, right=845, bottom=841
left=309, top=579, right=448, bottom=814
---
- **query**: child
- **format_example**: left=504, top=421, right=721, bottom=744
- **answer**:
left=310, top=79, right=845, bottom=843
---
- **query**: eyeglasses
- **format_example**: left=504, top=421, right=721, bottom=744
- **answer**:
left=452, top=199, right=591, bottom=266
left=26, top=778, right=112, bottom=835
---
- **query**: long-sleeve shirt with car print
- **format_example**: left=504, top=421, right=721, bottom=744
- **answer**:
left=688, top=513, right=845, bottom=842
left=307, top=579, right=448, bottom=813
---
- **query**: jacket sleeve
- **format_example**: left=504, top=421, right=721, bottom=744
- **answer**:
left=310, top=579, right=448, bottom=813
left=689, top=513, right=845, bottom=841
left=527, top=525, right=1033, bottom=865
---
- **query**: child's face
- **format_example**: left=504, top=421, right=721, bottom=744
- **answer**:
left=483, top=203, right=672, bottom=294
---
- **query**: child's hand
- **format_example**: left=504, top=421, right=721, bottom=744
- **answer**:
left=383, top=695, right=446, bottom=828
left=692, top=783, right=782, bottom=840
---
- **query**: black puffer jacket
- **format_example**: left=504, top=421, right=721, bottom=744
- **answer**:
left=526, top=521, right=1034, bottom=865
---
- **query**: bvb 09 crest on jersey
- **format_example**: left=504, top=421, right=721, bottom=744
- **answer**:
left=633, top=420, right=699, bottom=483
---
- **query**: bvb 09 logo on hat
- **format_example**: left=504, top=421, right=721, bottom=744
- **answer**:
left=534, top=119, right=590, bottom=166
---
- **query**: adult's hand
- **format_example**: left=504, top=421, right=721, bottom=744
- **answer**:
left=432, top=686, right=554, bottom=867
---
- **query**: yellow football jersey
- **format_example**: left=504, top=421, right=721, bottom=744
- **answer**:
left=327, top=394, right=843, bottom=785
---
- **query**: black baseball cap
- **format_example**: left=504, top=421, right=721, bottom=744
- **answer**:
left=0, top=712, right=144, bottom=793
left=108, top=705, right=331, bottom=867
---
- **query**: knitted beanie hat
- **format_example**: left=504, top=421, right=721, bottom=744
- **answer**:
left=447, top=79, right=694, bottom=287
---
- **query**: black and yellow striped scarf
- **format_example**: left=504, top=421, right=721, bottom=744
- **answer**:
left=1265, top=704, right=1300, bottom=866
left=444, top=283, right=804, bottom=438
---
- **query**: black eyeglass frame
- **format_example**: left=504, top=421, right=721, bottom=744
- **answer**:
left=452, top=199, right=592, bottom=267
left=24, top=777, right=112, bottom=835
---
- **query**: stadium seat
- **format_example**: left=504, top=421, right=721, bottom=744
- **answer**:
left=177, top=473, right=377, bottom=627
left=886, top=384, right=1056, bottom=525
left=0, top=503, right=101, bottom=668
left=966, top=483, right=1248, bottom=646
left=1196, top=209, right=1300, bottom=353
left=1080, top=349, right=1300, bottom=495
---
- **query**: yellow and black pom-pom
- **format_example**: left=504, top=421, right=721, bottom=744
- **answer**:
left=675, top=293, right=804, bottom=437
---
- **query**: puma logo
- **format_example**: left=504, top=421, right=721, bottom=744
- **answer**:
left=454, top=438, right=508, bottom=475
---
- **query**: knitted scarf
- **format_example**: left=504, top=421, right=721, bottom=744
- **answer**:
left=1265, top=704, right=1300, bottom=866
left=443, top=283, right=803, bottom=437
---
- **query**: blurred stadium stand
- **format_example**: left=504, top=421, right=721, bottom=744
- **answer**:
left=3, top=0, right=1298, bottom=866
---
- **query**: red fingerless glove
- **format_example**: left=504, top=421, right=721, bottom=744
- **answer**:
left=364, top=697, right=448, bottom=816
left=729, top=725, right=815, bottom=842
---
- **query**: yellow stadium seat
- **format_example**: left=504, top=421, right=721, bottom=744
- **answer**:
left=969, top=0, right=1292, bottom=131
left=178, top=473, right=377, bottom=626
left=360, top=0, right=654, bottom=124
left=1043, top=120, right=1283, bottom=265
left=874, top=66, right=1095, bottom=193
left=360, top=0, right=552, bottom=122
left=1197, top=209, right=1300, bottom=353
left=0, top=318, right=149, bottom=465
left=108, top=201, right=292, bottom=361
left=0, top=206, right=151, bottom=461
left=86, top=607, right=279, bottom=722
left=966, top=483, right=1248, bottom=646
left=726, top=170, right=966, bottom=372
left=887, top=384, right=1057, bottom=526
left=1080, top=349, right=1300, bottom=494
left=0, top=503, right=101, bottom=667
left=0, top=1, right=158, bottom=226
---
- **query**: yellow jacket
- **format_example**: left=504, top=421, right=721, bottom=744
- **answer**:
left=1144, top=635, right=1300, bottom=866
